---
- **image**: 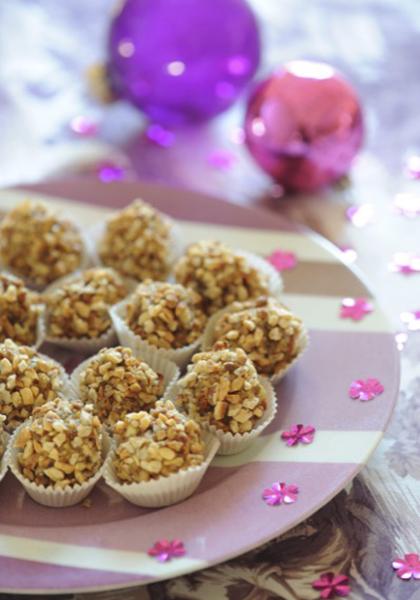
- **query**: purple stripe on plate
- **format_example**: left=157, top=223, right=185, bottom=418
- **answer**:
left=20, top=181, right=300, bottom=233
left=266, top=329, right=399, bottom=433
left=0, top=555, right=146, bottom=593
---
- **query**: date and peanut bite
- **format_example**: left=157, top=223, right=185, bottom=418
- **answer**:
left=0, top=273, right=41, bottom=345
left=112, top=400, right=205, bottom=483
left=0, top=339, right=65, bottom=431
left=99, top=199, right=171, bottom=281
left=46, top=268, right=127, bottom=339
left=174, top=241, right=269, bottom=315
left=212, top=296, right=305, bottom=377
left=175, top=347, right=267, bottom=435
left=14, top=401, right=102, bottom=488
left=0, top=200, right=83, bottom=286
left=79, top=346, right=164, bottom=426
left=125, top=281, right=206, bottom=349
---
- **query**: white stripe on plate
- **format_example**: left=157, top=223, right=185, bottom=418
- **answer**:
left=0, top=190, right=337, bottom=263
left=177, top=222, right=338, bottom=263
left=282, top=294, right=391, bottom=333
left=212, top=430, right=383, bottom=468
left=0, top=534, right=207, bottom=577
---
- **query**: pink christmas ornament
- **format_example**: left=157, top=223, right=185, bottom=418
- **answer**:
left=244, top=60, right=363, bottom=193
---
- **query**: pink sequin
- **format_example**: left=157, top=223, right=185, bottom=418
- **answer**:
left=338, top=245, right=357, bottom=264
left=395, top=332, right=408, bottom=351
left=146, top=124, right=175, bottom=147
left=349, top=378, right=384, bottom=401
left=281, top=424, right=316, bottom=446
left=401, top=310, right=420, bottom=331
left=148, top=539, right=186, bottom=562
left=97, top=162, right=126, bottom=182
left=392, top=553, right=420, bottom=580
left=346, top=204, right=375, bottom=227
left=389, top=252, right=420, bottom=275
left=267, top=249, right=298, bottom=272
left=312, top=572, right=351, bottom=598
left=70, top=115, right=98, bottom=137
left=340, top=297, right=373, bottom=321
left=393, top=192, right=420, bottom=218
left=262, top=482, right=299, bottom=506
left=404, top=154, right=420, bottom=179
left=207, top=149, right=236, bottom=170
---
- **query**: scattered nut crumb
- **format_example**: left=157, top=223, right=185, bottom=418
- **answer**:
left=15, top=401, right=102, bottom=488
left=0, top=339, right=67, bottom=431
left=175, top=347, right=267, bottom=434
left=0, top=273, right=41, bottom=345
left=212, top=296, right=305, bottom=376
left=112, top=400, right=204, bottom=483
left=82, top=497, right=93, bottom=508
left=174, top=241, right=269, bottom=315
left=46, top=267, right=127, bottom=339
left=125, top=281, right=206, bottom=349
left=0, top=200, right=83, bottom=286
left=79, top=346, right=164, bottom=426
left=99, top=199, right=171, bottom=281
left=0, top=414, right=6, bottom=460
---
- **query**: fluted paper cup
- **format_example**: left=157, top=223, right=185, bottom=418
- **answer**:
left=9, top=427, right=112, bottom=507
left=110, top=298, right=203, bottom=369
left=104, top=431, right=220, bottom=508
left=237, top=250, right=283, bottom=300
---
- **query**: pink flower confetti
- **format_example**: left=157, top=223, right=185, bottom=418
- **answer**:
left=393, top=192, right=420, bottom=218
left=395, top=331, right=408, bottom=351
left=207, top=149, right=237, bottom=170
left=267, top=249, right=298, bottom=272
left=340, top=297, right=373, bottom=321
left=389, top=252, right=420, bottom=275
left=346, top=203, right=375, bottom=227
left=70, top=115, right=98, bottom=137
left=146, top=124, right=175, bottom=147
left=400, top=310, right=420, bottom=331
left=281, top=424, right=316, bottom=446
left=338, top=245, right=357, bottom=264
left=96, top=162, right=126, bottom=183
left=312, top=572, right=351, bottom=598
left=404, top=154, right=420, bottom=179
left=148, top=539, right=186, bottom=562
left=349, top=378, right=384, bottom=401
left=262, top=482, right=299, bottom=506
left=392, top=553, right=420, bottom=580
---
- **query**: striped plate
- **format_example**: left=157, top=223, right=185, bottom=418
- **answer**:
left=0, top=181, right=399, bottom=594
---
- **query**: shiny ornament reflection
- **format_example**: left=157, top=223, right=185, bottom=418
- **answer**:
left=244, top=61, right=364, bottom=193
left=108, top=0, right=260, bottom=125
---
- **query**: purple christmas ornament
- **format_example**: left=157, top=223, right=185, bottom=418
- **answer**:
left=108, top=0, right=261, bottom=125
left=244, top=61, right=364, bottom=193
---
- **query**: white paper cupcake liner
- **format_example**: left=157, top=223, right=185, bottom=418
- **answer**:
left=168, top=376, right=276, bottom=456
left=86, top=214, right=183, bottom=280
left=0, top=432, right=11, bottom=484
left=202, top=307, right=309, bottom=384
left=42, top=268, right=133, bottom=353
left=9, top=426, right=112, bottom=507
left=70, top=348, right=180, bottom=410
left=110, top=297, right=203, bottom=369
left=104, top=430, right=220, bottom=508
left=237, top=249, right=284, bottom=300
